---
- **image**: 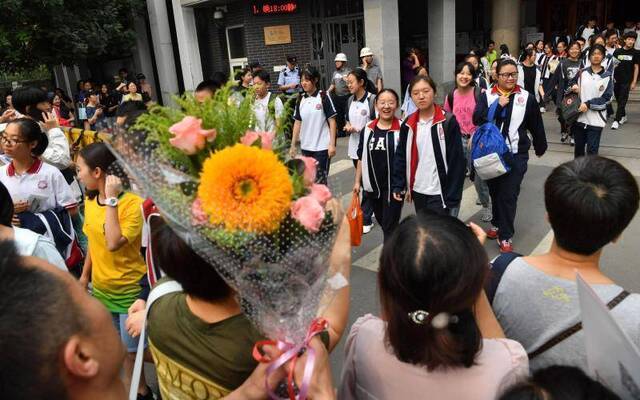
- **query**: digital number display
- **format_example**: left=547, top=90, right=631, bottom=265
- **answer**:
left=251, top=1, right=298, bottom=15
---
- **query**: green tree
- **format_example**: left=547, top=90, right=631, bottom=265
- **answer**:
left=0, top=0, right=145, bottom=72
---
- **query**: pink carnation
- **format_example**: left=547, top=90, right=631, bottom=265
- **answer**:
left=309, top=184, right=332, bottom=206
left=169, top=116, right=217, bottom=154
left=296, top=156, right=317, bottom=186
left=191, top=198, right=208, bottom=226
left=291, top=196, right=325, bottom=233
left=240, top=130, right=276, bottom=150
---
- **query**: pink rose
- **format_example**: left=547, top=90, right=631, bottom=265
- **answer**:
left=191, top=198, right=208, bottom=225
left=241, top=130, right=276, bottom=150
left=291, top=196, right=325, bottom=233
left=296, top=156, right=317, bottom=185
left=169, top=116, right=217, bottom=154
left=309, top=184, right=332, bottom=206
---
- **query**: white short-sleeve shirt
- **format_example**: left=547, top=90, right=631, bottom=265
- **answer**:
left=0, top=159, right=77, bottom=213
left=413, top=118, right=442, bottom=196
left=347, top=92, right=375, bottom=160
left=13, top=226, right=67, bottom=270
left=253, top=92, right=284, bottom=132
left=293, top=90, right=337, bottom=152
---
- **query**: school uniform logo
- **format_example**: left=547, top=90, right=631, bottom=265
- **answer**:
left=360, top=109, right=368, bottom=116
left=516, top=96, right=525, bottom=106
left=599, top=85, right=605, bottom=92
left=37, top=180, right=48, bottom=189
left=315, top=103, right=322, bottom=110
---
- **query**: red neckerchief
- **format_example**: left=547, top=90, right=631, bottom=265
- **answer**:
left=406, top=105, right=446, bottom=191
left=491, top=84, right=522, bottom=95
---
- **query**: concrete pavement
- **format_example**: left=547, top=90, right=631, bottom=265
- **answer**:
left=327, top=99, right=640, bottom=381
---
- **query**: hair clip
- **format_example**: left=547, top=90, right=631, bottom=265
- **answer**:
left=431, top=313, right=460, bottom=329
left=408, top=310, right=430, bottom=325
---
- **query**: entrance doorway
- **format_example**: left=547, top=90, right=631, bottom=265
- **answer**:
left=310, top=0, right=364, bottom=88
left=226, top=24, right=248, bottom=78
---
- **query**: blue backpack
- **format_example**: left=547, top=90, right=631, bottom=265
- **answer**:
left=471, top=100, right=511, bottom=180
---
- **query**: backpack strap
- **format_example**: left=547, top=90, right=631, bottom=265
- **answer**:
left=486, top=252, right=522, bottom=304
left=528, top=290, right=630, bottom=360
left=318, top=90, right=331, bottom=130
left=129, top=280, right=183, bottom=400
left=487, top=99, right=500, bottom=123
left=447, top=89, right=455, bottom=111
left=367, top=93, right=377, bottom=120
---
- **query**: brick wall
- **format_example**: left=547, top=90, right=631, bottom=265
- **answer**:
left=194, top=1, right=314, bottom=85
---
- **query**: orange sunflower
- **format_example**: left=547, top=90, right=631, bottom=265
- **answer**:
left=197, top=144, right=293, bottom=234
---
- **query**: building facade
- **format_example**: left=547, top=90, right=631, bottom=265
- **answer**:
left=65, top=0, right=635, bottom=106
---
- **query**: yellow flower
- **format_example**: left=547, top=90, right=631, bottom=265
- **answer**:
left=197, top=144, right=293, bottom=234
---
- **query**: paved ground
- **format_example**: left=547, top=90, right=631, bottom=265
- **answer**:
left=143, top=96, right=640, bottom=394
left=327, top=98, right=640, bottom=381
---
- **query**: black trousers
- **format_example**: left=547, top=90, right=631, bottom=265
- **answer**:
left=572, top=123, right=603, bottom=158
left=331, top=93, right=349, bottom=136
left=412, top=191, right=448, bottom=216
left=301, top=149, right=330, bottom=185
left=352, top=159, right=375, bottom=225
left=614, top=82, right=631, bottom=122
left=366, top=192, right=403, bottom=241
left=485, top=153, right=529, bottom=241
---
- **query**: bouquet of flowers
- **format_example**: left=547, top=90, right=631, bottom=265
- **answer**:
left=108, top=84, right=347, bottom=399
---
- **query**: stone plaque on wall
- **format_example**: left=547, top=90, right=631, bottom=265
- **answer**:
left=264, top=25, right=292, bottom=45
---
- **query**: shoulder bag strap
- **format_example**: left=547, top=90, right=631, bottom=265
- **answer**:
left=528, top=290, right=630, bottom=360
left=129, top=280, right=183, bottom=400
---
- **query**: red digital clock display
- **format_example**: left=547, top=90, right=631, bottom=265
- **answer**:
left=252, top=1, right=298, bottom=15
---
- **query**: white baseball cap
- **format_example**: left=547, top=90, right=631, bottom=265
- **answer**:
left=360, top=47, right=374, bottom=57
left=334, top=53, right=348, bottom=62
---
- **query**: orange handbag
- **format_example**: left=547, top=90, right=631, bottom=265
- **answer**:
left=347, top=193, right=364, bottom=246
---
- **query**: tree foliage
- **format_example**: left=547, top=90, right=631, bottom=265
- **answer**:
left=0, top=0, right=145, bottom=72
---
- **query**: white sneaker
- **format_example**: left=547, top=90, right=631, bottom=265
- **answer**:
left=539, top=107, right=546, bottom=113
left=481, top=207, right=492, bottom=222
left=570, top=137, right=575, bottom=146
left=363, top=223, right=373, bottom=234
left=611, top=121, right=620, bottom=130
left=620, top=116, right=628, bottom=125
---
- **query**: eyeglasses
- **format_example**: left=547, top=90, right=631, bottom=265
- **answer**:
left=377, top=102, right=396, bottom=107
left=498, top=72, right=519, bottom=79
left=0, top=136, right=27, bottom=146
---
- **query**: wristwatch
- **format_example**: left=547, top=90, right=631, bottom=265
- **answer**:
left=105, top=197, right=119, bottom=207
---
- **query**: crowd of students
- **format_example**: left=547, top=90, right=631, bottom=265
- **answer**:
left=1, top=153, right=637, bottom=400
left=1, top=23, right=640, bottom=400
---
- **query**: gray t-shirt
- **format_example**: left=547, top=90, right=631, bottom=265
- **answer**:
left=332, top=67, right=351, bottom=96
left=364, top=64, right=383, bottom=86
left=492, top=257, right=640, bottom=371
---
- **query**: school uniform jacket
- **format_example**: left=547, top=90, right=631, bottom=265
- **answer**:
left=517, top=63, right=542, bottom=103
left=358, top=118, right=402, bottom=201
left=575, top=67, right=614, bottom=128
left=472, top=85, right=547, bottom=157
left=391, top=105, right=465, bottom=209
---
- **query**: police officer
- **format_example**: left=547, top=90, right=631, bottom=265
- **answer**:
left=328, top=53, right=351, bottom=137
left=278, top=55, right=301, bottom=96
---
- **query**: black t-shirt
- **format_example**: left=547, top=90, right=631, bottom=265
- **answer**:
left=522, top=64, right=537, bottom=95
left=613, top=48, right=640, bottom=84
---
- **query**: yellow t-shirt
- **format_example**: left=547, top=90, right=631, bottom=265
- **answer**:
left=83, top=192, right=146, bottom=313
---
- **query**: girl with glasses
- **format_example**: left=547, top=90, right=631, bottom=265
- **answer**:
left=472, top=59, right=547, bottom=253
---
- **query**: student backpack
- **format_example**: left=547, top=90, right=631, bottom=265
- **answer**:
left=471, top=99, right=512, bottom=180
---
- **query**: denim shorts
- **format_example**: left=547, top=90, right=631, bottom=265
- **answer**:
left=111, top=312, right=147, bottom=353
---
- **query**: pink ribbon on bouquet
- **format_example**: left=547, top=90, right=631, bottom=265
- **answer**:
left=252, top=318, right=328, bottom=400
